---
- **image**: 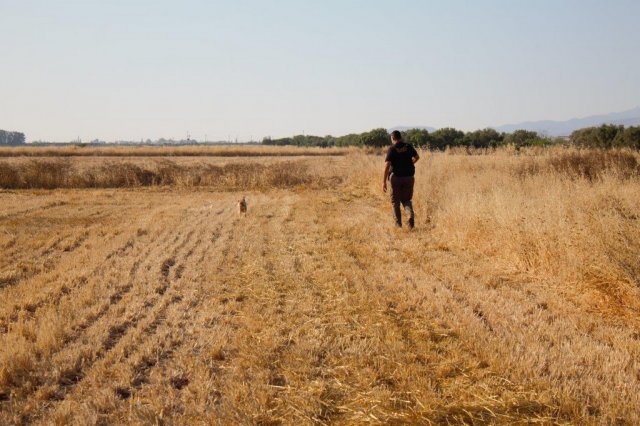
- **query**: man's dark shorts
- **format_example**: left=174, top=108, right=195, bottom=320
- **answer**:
left=390, top=175, right=414, bottom=203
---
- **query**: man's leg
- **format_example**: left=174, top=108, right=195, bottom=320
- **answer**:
left=392, top=201, right=402, bottom=227
left=390, top=176, right=402, bottom=227
left=401, top=177, right=415, bottom=229
left=402, top=200, right=415, bottom=228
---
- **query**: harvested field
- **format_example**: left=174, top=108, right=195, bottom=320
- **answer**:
left=1, top=147, right=639, bottom=424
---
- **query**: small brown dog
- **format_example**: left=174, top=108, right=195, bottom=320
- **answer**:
left=238, top=196, right=247, bottom=214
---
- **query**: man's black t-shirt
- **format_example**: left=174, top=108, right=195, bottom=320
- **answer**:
left=385, top=142, right=418, bottom=177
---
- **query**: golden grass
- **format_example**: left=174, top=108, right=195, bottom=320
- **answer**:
left=0, top=147, right=639, bottom=424
left=0, top=159, right=318, bottom=190
left=517, top=149, right=640, bottom=181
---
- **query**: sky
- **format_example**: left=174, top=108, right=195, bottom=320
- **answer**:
left=1, top=0, right=639, bottom=142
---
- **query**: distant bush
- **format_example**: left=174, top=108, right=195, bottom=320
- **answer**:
left=263, top=134, right=336, bottom=147
left=430, top=128, right=466, bottom=150
left=335, top=133, right=361, bottom=147
left=463, top=128, right=504, bottom=148
left=613, top=126, right=640, bottom=149
left=503, top=130, right=552, bottom=148
left=403, top=129, right=432, bottom=147
left=359, top=128, right=389, bottom=147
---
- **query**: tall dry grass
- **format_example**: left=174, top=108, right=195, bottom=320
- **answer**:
left=423, top=149, right=639, bottom=292
left=351, top=146, right=640, bottom=422
left=0, top=159, right=314, bottom=190
left=355, top=147, right=640, bottom=303
left=517, top=149, right=640, bottom=181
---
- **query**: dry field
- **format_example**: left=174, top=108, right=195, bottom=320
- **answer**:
left=0, top=145, right=351, bottom=158
left=1, top=147, right=639, bottom=425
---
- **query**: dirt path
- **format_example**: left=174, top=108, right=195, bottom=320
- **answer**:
left=1, top=183, right=637, bottom=424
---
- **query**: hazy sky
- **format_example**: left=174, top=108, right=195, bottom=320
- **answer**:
left=2, top=0, right=639, bottom=142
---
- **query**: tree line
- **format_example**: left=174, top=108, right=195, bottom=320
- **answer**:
left=569, top=124, right=640, bottom=149
left=0, top=129, right=26, bottom=146
left=3, top=124, right=638, bottom=149
left=263, top=124, right=640, bottom=150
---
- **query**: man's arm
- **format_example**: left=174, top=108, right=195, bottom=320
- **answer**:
left=412, top=153, right=420, bottom=164
left=383, top=161, right=391, bottom=193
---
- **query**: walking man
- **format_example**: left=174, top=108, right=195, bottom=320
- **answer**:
left=383, top=130, right=420, bottom=228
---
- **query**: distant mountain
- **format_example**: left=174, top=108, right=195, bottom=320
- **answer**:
left=389, top=125, right=437, bottom=133
left=389, top=107, right=640, bottom=137
left=494, top=107, right=640, bottom=137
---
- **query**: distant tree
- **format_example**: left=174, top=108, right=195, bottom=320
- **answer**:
left=463, top=128, right=504, bottom=148
left=430, top=127, right=465, bottom=150
left=403, top=128, right=432, bottom=148
left=263, top=135, right=335, bottom=147
left=570, top=124, right=624, bottom=148
left=320, top=135, right=336, bottom=147
left=336, top=133, right=361, bottom=147
left=569, top=128, right=593, bottom=147
left=613, top=126, right=640, bottom=149
left=0, top=130, right=26, bottom=145
left=503, top=129, right=544, bottom=147
left=306, top=135, right=328, bottom=146
left=276, top=137, right=293, bottom=146
left=359, top=128, right=390, bottom=147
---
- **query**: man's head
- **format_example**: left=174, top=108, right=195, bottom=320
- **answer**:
left=390, top=130, right=402, bottom=144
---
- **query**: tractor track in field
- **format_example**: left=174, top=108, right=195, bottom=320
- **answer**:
left=1, top=234, right=143, bottom=333
left=0, top=199, right=222, bottom=422
left=0, top=203, right=177, bottom=327
left=42, top=206, right=241, bottom=423
left=4, top=203, right=226, bottom=424
left=1, top=225, right=172, bottom=352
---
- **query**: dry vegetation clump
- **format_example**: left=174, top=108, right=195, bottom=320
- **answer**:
left=548, top=149, right=639, bottom=180
left=195, top=161, right=313, bottom=189
left=516, top=148, right=640, bottom=181
left=444, top=146, right=501, bottom=156
left=0, top=162, right=19, bottom=188
left=0, top=159, right=313, bottom=190
left=0, top=160, right=73, bottom=190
